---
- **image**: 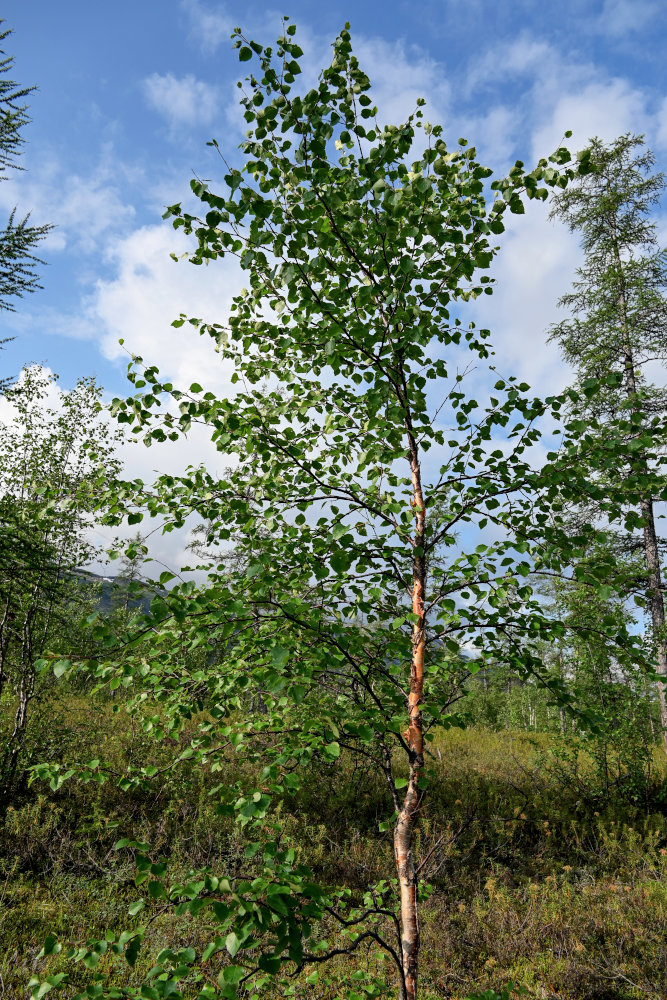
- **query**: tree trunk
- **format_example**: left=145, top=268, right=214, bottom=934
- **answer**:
left=558, top=649, right=567, bottom=735
left=640, top=497, right=667, bottom=751
left=393, top=422, right=426, bottom=1000
left=4, top=602, right=36, bottom=789
left=612, top=230, right=667, bottom=754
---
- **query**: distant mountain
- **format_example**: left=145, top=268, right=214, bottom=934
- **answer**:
left=73, top=569, right=153, bottom=615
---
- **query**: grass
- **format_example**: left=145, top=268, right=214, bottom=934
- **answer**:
left=2, top=698, right=667, bottom=999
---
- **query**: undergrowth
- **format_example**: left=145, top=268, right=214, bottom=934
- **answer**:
left=1, top=698, right=667, bottom=999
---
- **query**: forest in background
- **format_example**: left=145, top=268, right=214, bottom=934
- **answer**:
left=1, top=17, right=667, bottom=1000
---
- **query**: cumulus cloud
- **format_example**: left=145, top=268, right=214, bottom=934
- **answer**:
left=428, top=34, right=661, bottom=400
left=469, top=199, right=581, bottom=395
left=467, top=32, right=652, bottom=159
left=457, top=104, right=522, bottom=175
left=25, top=220, right=242, bottom=499
left=142, top=73, right=221, bottom=132
left=473, top=35, right=558, bottom=88
left=86, top=223, right=241, bottom=395
left=84, top=224, right=247, bottom=574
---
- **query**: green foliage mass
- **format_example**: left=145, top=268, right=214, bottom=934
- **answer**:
left=0, top=366, right=123, bottom=800
left=22, top=21, right=667, bottom=1000
left=2, top=20, right=667, bottom=1000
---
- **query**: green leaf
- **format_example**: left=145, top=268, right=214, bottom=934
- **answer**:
left=53, top=660, right=71, bottom=678
left=125, top=935, right=142, bottom=967
left=41, top=935, right=61, bottom=957
left=202, top=939, right=221, bottom=962
left=225, top=932, right=241, bottom=958
left=291, top=684, right=306, bottom=704
left=221, top=966, right=245, bottom=984
left=270, top=646, right=289, bottom=667
left=148, top=880, right=166, bottom=899
left=238, top=46, right=253, bottom=61
left=258, top=955, right=281, bottom=973
left=330, top=550, right=352, bottom=573
left=31, top=976, right=67, bottom=999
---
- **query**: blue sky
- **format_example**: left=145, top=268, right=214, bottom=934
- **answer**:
left=1, top=0, right=666, bottom=566
left=3, top=0, right=666, bottom=392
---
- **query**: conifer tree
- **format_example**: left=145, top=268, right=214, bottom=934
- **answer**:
left=549, top=134, right=667, bottom=750
left=0, top=21, right=51, bottom=389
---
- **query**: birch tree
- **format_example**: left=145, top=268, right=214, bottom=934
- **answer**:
left=30, top=26, right=665, bottom=1000
left=0, top=366, right=120, bottom=797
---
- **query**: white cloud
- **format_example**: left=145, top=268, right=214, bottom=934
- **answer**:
left=656, top=96, right=667, bottom=150
left=474, top=36, right=556, bottom=87
left=181, top=0, right=232, bottom=56
left=469, top=199, right=580, bottom=394
left=0, top=146, right=136, bottom=254
left=57, top=217, right=245, bottom=571
left=84, top=225, right=247, bottom=575
left=353, top=36, right=451, bottom=128
left=418, top=33, right=661, bottom=401
left=530, top=78, right=649, bottom=158
left=88, top=223, right=241, bottom=395
left=31, top=220, right=242, bottom=477
left=468, top=32, right=651, bottom=160
left=597, top=0, right=660, bottom=37
left=457, top=104, right=522, bottom=174
left=457, top=38, right=656, bottom=394
left=142, top=73, right=221, bottom=131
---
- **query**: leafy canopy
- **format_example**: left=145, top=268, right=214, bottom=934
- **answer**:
left=29, top=21, right=667, bottom=1000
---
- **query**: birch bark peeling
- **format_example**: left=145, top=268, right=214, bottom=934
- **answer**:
left=640, top=496, right=667, bottom=752
left=394, top=427, right=426, bottom=1000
